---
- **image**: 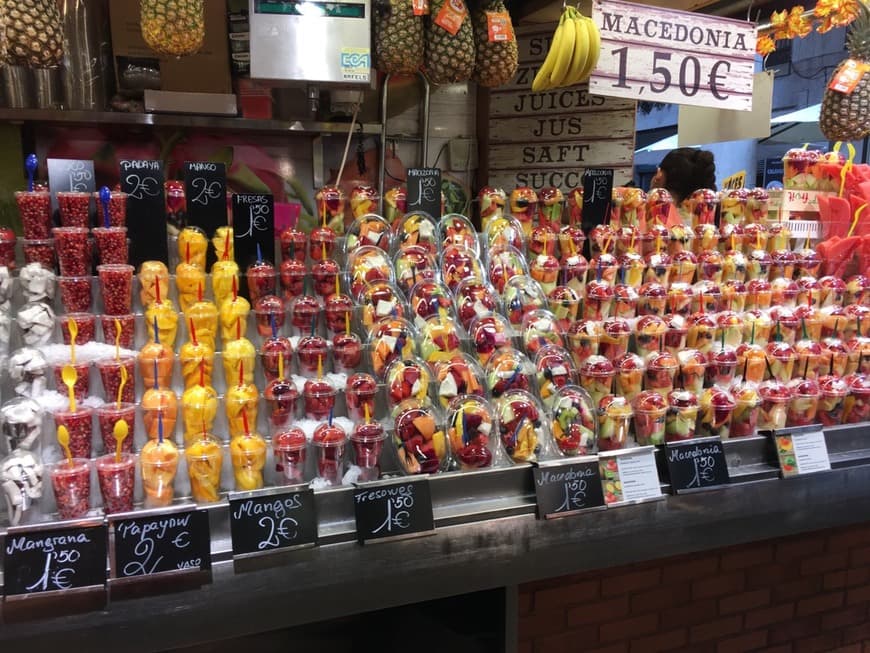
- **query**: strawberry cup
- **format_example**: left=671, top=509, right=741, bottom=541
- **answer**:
left=17, top=191, right=52, bottom=239
left=53, top=227, right=91, bottom=277
left=290, top=295, right=321, bottom=337
left=346, top=373, right=378, bottom=421
left=324, top=294, right=354, bottom=335
left=96, top=402, right=136, bottom=454
left=53, top=361, right=91, bottom=401
left=247, top=260, right=278, bottom=304
left=100, top=313, right=135, bottom=349
left=53, top=408, right=94, bottom=459
left=253, top=295, right=286, bottom=339
left=280, top=227, right=307, bottom=263
left=97, top=264, right=134, bottom=315
left=274, top=428, right=308, bottom=485
left=350, top=421, right=387, bottom=481
left=58, top=313, right=96, bottom=345
left=666, top=390, right=699, bottom=442
left=50, top=458, right=91, bottom=519
left=96, top=453, right=135, bottom=514
left=333, top=332, right=363, bottom=374
left=261, top=336, right=293, bottom=383
left=447, top=396, right=496, bottom=470
left=310, top=226, right=337, bottom=261
left=265, top=377, right=298, bottom=431
left=297, top=337, right=330, bottom=377
left=697, top=387, right=736, bottom=438
left=818, top=375, right=849, bottom=427
left=280, top=259, right=307, bottom=301
left=633, top=391, right=668, bottom=445
left=303, top=377, right=337, bottom=420
left=57, top=191, right=92, bottom=228
left=92, top=227, right=128, bottom=265
left=758, top=380, right=792, bottom=431
left=786, top=378, right=820, bottom=427
left=96, top=357, right=136, bottom=404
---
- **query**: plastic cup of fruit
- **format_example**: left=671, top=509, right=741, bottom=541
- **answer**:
left=313, top=423, right=347, bottom=484
left=58, top=313, right=96, bottom=346
left=579, top=356, right=615, bottom=407
left=229, top=433, right=268, bottom=491
left=566, top=321, right=601, bottom=368
left=22, top=238, right=56, bottom=270
left=818, top=376, right=849, bottom=426
left=57, top=191, right=92, bottom=228
left=638, top=282, right=668, bottom=317
left=309, top=226, right=337, bottom=261
left=730, top=385, right=760, bottom=438
left=393, top=400, right=446, bottom=474
left=94, top=190, right=127, bottom=227
left=644, top=352, right=679, bottom=399
left=350, top=422, right=387, bottom=482
left=99, top=313, right=135, bottom=349
left=670, top=252, right=698, bottom=285
left=288, top=295, right=319, bottom=335
left=53, top=227, right=91, bottom=277
left=635, top=316, right=667, bottom=359
left=706, top=347, right=738, bottom=388
left=786, top=379, right=821, bottom=427
left=16, top=191, right=52, bottom=239
left=50, top=458, right=91, bottom=519
left=253, top=295, right=286, bottom=339
left=757, top=381, right=792, bottom=430
left=844, top=375, right=870, bottom=424
left=273, top=428, right=307, bottom=485
left=615, top=353, right=645, bottom=406
left=246, top=261, right=278, bottom=304
left=666, top=390, right=699, bottom=442
left=325, top=294, right=354, bottom=335
left=333, top=332, right=363, bottom=373
left=95, top=453, right=135, bottom=514
left=303, top=378, right=337, bottom=420
left=97, top=264, right=134, bottom=315
left=140, top=440, right=179, bottom=507
left=280, top=227, right=307, bottom=263
left=345, top=373, right=378, bottom=421
left=280, top=259, right=307, bottom=301
left=52, top=361, right=90, bottom=402
left=95, top=402, right=136, bottom=454
left=296, top=335, right=329, bottom=375
left=185, top=436, right=223, bottom=503
left=697, top=387, right=737, bottom=438
left=766, top=342, right=797, bottom=382
left=582, top=281, right=614, bottom=321
left=265, top=377, right=298, bottom=431
left=312, top=259, right=341, bottom=298
left=667, top=282, right=693, bottom=318
left=664, top=316, right=688, bottom=355
left=633, top=391, right=668, bottom=446
left=599, top=318, right=631, bottom=360
left=678, top=351, right=707, bottom=396
left=260, top=336, right=293, bottom=383
left=686, top=189, right=718, bottom=228
left=96, top=354, right=136, bottom=403
left=92, top=227, right=128, bottom=265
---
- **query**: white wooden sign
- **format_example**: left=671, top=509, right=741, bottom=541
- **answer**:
left=487, top=24, right=637, bottom=192
left=589, top=0, right=757, bottom=111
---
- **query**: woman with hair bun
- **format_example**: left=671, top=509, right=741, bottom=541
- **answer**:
left=650, top=148, right=717, bottom=205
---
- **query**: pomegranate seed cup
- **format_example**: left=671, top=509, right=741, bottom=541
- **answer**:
left=22, top=239, right=56, bottom=270
left=57, top=191, right=92, bottom=228
left=58, top=276, right=92, bottom=312
left=53, top=227, right=91, bottom=276
left=92, top=227, right=129, bottom=265
left=94, top=190, right=127, bottom=227
left=52, top=361, right=91, bottom=401
left=96, top=453, right=135, bottom=514
left=97, top=264, right=134, bottom=315
left=53, top=408, right=95, bottom=459
left=99, top=313, right=135, bottom=348
left=58, top=313, right=96, bottom=345
left=0, top=230, right=16, bottom=268
left=16, top=191, right=52, bottom=239
left=96, top=402, right=136, bottom=454
left=49, top=458, right=91, bottom=520
left=96, top=357, right=136, bottom=404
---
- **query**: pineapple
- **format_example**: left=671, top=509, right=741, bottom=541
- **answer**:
left=472, top=0, right=518, bottom=88
left=1, top=0, right=64, bottom=68
left=425, top=0, right=475, bottom=85
left=375, top=0, right=424, bottom=75
left=820, top=0, right=870, bottom=141
left=140, top=0, right=205, bottom=58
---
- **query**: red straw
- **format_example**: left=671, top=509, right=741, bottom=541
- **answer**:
left=238, top=358, right=244, bottom=387
left=236, top=316, right=241, bottom=341
left=154, top=275, right=161, bottom=304
left=223, top=229, right=231, bottom=261
left=186, top=241, right=190, bottom=265
left=241, top=404, right=250, bottom=436
left=199, top=359, right=205, bottom=387
left=189, top=318, right=198, bottom=346
left=198, top=282, right=203, bottom=303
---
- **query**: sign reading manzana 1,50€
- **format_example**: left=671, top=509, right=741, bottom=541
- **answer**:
left=589, top=0, right=757, bottom=111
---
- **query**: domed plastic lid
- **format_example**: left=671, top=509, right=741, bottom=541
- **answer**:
left=385, top=355, right=433, bottom=410
left=396, top=211, right=440, bottom=256
left=439, top=214, right=480, bottom=256
left=495, top=389, right=548, bottom=463
left=469, top=312, right=512, bottom=365
left=446, top=395, right=500, bottom=470
left=393, top=246, right=438, bottom=296
left=433, top=352, right=486, bottom=409
left=346, top=245, right=395, bottom=300
left=487, top=245, right=529, bottom=294
left=551, top=384, right=597, bottom=457
left=485, top=347, right=535, bottom=398
left=392, top=399, right=448, bottom=475
left=454, top=278, right=501, bottom=330
left=484, top=214, right=525, bottom=253
left=441, top=244, right=483, bottom=292
left=407, top=280, right=454, bottom=328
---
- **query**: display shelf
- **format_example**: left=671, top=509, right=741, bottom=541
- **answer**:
left=0, top=108, right=382, bottom=136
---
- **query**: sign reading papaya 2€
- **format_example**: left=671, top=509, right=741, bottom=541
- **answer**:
left=589, top=0, right=757, bottom=111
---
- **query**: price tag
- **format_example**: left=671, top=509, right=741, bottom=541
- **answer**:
left=232, top=193, right=275, bottom=300
left=782, top=189, right=827, bottom=213
left=589, top=0, right=757, bottom=111
left=532, top=457, right=605, bottom=519
left=771, top=425, right=830, bottom=478
left=828, top=59, right=870, bottom=95
left=599, top=446, right=663, bottom=507
left=406, top=167, right=442, bottom=220
left=664, top=437, right=730, bottom=494
left=412, top=0, right=429, bottom=15
left=47, top=158, right=96, bottom=215
left=229, top=487, right=317, bottom=559
left=110, top=508, right=211, bottom=583
left=721, top=171, right=747, bottom=190
left=353, top=477, right=434, bottom=544
left=487, top=11, right=514, bottom=42
left=119, top=159, right=168, bottom=267
left=184, top=161, right=228, bottom=268
left=3, top=521, right=106, bottom=598
left=434, top=0, right=468, bottom=35
left=581, top=168, right=614, bottom=238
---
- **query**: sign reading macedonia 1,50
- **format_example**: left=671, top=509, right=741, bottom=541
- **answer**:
left=589, top=0, right=757, bottom=111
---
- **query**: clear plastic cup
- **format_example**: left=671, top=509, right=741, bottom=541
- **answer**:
left=96, top=357, right=136, bottom=405
left=58, top=313, right=96, bottom=345
left=818, top=376, right=849, bottom=427
left=96, top=402, right=136, bottom=454
left=0, top=229, right=16, bottom=269
left=142, top=389, right=178, bottom=440
left=94, top=190, right=127, bottom=227
left=140, top=441, right=179, bottom=508
left=274, top=428, right=308, bottom=485
left=22, top=238, right=56, bottom=270
left=96, top=453, right=135, bottom=514
left=52, top=361, right=91, bottom=402
left=730, top=392, right=760, bottom=438
left=100, top=313, right=135, bottom=348
left=697, top=387, right=736, bottom=438
left=303, top=378, right=337, bottom=420
left=312, top=423, right=347, bottom=485
left=346, top=373, right=378, bottom=421
left=844, top=376, right=870, bottom=424
left=185, top=436, right=223, bottom=503
left=350, top=422, right=387, bottom=482
left=53, top=227, right=91, bottom=276
left=92, top=227, right=128, bottom=265
left=633, top=392, right=668, bottom=446
left=230, top=434, right=268, bottom=491
left=265, top=377, right=298, bottom=431
left=758, top=381, right=792, bottom=431
left=59, top=276, right=92, bottom=313
left=786, top=381, right=820, bottom=427
left=253, top=295, right=286, bottom=339
left=98, top=264, right=134, bottom=315
left=16, top=191, right=52, bottom=239
left=332, top=332, right=362, bottom=374
left=57, top=191, right=92, bottom=228
left=666, top=390, right=699, bottom=442
left=49, top=458, right=91, bottom=519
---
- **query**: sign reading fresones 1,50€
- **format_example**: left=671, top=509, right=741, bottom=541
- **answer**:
left=589, top=0, right=757, bottom=111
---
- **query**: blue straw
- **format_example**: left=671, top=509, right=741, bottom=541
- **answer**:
left=328, top=407, right=333, bottom=427
left=270, top=312, right=278, bottom=339
left=157, top=408, right=164, bottom=444
left=256, top=242, right=263, bottom=264
left=152, top=358, right=159, bottom=390
left=99, top=186, right=111, bottom=228
left=152, top=315, right=160, bottom=345
left=25, top=154, right=37, bottom=192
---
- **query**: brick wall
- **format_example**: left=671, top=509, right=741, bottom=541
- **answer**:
left=519, top=523, right=870, bottom=653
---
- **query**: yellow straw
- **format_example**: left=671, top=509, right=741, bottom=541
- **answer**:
left=847, top=203, right=867, bottom=238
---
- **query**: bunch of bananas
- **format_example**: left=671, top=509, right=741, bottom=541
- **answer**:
left=531, top=7, right=601, bottom=92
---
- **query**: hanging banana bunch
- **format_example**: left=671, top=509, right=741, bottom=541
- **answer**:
left=531, top=6, right=601, bottom=92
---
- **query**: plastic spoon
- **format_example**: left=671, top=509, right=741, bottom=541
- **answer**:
left=57, top=425, right=73, bottom=466
left=68, top=317, right=78, bottom=365
left=61, top=364, right=78, bottom=412
left=114, top=318, right=122, bottom=361
left=99, top=186, right=111, bottom=228
left=113, top=419, right=129, bottom=463
left=117, top=364, right=128, bottom=409
left=25, top=154, right=37, bottom=192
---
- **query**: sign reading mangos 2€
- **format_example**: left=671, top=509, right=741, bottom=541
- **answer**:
left=589, top=0, right=757, bottom=111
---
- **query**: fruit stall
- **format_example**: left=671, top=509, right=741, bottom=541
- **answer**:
left=0, top=0, right=869, bottom=651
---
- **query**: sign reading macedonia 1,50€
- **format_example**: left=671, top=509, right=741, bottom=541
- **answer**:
left=589, top=0, right=757, bottom=111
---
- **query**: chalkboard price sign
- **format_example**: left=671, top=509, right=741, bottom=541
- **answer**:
left=582, top=168, right=614, bottom=234
left=665, top=437, right=730, bottom=494
left=111, top=509, right=211, bottom=579
left=232, top=193, right=275, bottom=300
left=47, top=158, right=96, bottom=215
left=184, top=162, right=228, bottom=268
left=533, top=457, right=605, bottom=519
left=406, top=168, right=442, bottom=219
left=3, top=522, right=107, bottom=597
left=229, top=488, right=317, bottom=557
left=119, top=159, right=168, bottom=267
left=353, top=477, right=434, bottom=544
